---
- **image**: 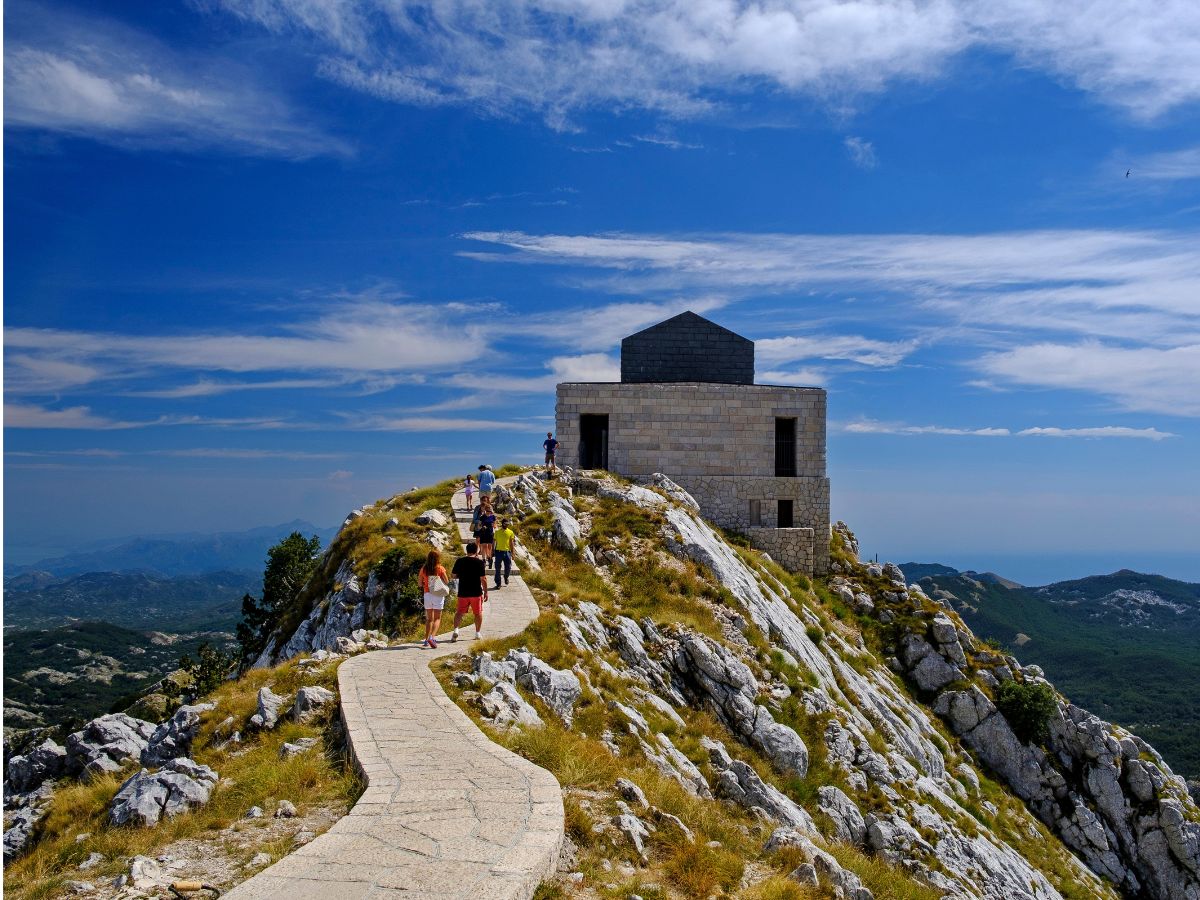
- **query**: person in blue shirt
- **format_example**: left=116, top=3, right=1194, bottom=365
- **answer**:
left=542, top=432, right=558, bottom=473
left=477, top=465, right=496, bottom=499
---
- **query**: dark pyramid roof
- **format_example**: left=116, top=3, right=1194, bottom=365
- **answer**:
left=620, top=311, right=754, bottom=384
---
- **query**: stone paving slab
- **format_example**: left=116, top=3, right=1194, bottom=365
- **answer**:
left=225, top=478, right=562, bottom=899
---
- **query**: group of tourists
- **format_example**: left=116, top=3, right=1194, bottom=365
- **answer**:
left=416, top=434, right=561, bottom=649
left=417, top=464, right=518, bottom=649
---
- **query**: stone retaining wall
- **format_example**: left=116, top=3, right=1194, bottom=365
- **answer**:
left=744, top=527, right=816, bottom=574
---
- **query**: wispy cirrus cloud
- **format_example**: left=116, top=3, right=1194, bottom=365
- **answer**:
left=977, top=342, right=1200, bottom=418
left=463, top=228, right=1200, bottom=415
left=4, top=301, right=478, bottom=393
left=3, top=403, right=288, bottom=430
left=5, top=1, right=347, bottom=158
left=844, top=136, right=878, bottom=169
left=211, top=0, right=1200, bottom=126
left=840, top=418, right=1175, bottom=440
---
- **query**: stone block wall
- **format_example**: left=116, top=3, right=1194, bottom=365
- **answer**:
left=745, top=527, right=816, bottom=575
left=555, top=381, right=829, bottom=574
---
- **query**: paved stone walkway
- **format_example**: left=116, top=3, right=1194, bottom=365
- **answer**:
left=225, top=479, right=562, bottom=899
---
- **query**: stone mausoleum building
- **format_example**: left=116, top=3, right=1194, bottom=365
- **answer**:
left=554, top=311, right=830, bottom=575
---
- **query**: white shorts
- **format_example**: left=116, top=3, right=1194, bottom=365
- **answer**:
left=423, top=591, right=446, bottom=611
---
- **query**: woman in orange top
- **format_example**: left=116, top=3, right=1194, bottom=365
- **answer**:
left=419, top=550, right=449, bottom=648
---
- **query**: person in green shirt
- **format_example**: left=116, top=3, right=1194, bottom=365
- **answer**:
left=493, top=519, right=517, bottom=588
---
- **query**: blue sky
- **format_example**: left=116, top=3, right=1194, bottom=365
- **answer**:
left=4, top=0, right=1199, bottom=584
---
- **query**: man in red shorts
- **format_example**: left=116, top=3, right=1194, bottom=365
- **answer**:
left=450, top=541, right=488, bottom=641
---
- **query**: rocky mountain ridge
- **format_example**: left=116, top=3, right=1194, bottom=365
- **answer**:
left=247, top=469, right=1198, bottom=898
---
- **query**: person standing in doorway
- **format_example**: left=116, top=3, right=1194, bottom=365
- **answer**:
left=450, top=541, right=488, bottom=642
left=543, top=432, right=558, bottom=473
left=477, top=464, right=496, bottom=500
left=493, top=518, right=516, bottom=589
left=418, top=550, right=449, bottom=648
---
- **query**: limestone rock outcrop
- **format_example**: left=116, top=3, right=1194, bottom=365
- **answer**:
left=108, top=758, right=219, bottom=827
left=141, top=702, right=215, bottom=767
left=65, top=714, right=157, bottom=779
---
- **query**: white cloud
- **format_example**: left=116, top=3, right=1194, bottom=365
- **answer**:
left=5, top=301, right=482, bottom=388
left=758, top=334, right=915, bottom=367
left=758, top=368, right=827, bottom=387
left=1017, top=426, right=1175, bottom=441
left=977, top=342, right=1200, bottom=417
left=4, top=403, right=148, bottom=430
left=211, top=1, right=1200, bottom=124
left=344, top=415, right=534, bottom=432
left=463, top=228, right=1200, bottom=414
left=5, top=4, right=346, bottom=157
left=844, top=136, right=877, bottom=169
left=1133, top=146, right=1200, bottom=181
left=842, top=419, right=1011, bottom=437
left=518, top=297, right=729, bottom=351
left=840, top=418, right=1175, bottom=439
left=3, top=403, right=290, bottom=430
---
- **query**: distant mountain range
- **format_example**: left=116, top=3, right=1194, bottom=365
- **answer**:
left=4, top=519, right=339, bottom=579
left=904, top=563, right=1200, bottom=779
left=3, top=570, right=259, bottom=632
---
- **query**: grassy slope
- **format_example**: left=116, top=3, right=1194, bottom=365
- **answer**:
left=4, top=656, right=359, bottom=900
left=436, top=483, right=1102, bottom=900
left=918, top=571, right=1200, bottom=779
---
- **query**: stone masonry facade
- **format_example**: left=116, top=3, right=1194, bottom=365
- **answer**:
left=555, top=381, right=830, bottom=575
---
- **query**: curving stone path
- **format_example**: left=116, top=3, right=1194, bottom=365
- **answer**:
left=225, top=479, right=563, bottom=899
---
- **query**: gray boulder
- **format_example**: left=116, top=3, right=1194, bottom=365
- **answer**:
left=672, top=630, right=808, bottom=775
left=817, top=785, right=867, bottom=845
left=473, top=651, right=519, bottom=684
left=416, top=508, right=449, bottom=527
left=5, top=739, right=67, bottom=793
left=109, top=758, right=219, bottom=827
left=477, top=682, right=543, bottom=728
left=508, top=650, right=582, bottom=724
left=3, top=802, right=48, bottom=861
left=141, top=702, right=215, bottom=767
left=66, top=714, right=157, bottom=779
left=613, top=811, right=651, bottom=860
left=702, top=737, right=814, bottom=830
left=550, top=507, right=582, bottom=552
left=616, top=778, right=649, bottom=809
left=280, top=738, right=319, bottom=758
left=910, top=652, right=963, bottom=693
left=293, top=686, right=337, bottom=723
left=249, top=687, right=288, bottom=729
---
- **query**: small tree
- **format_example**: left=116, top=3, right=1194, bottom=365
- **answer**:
left=180, top=642, right=235, bottom=698
left=995, top=680, right=1058, bottom=745
left=237, top=532, right=322, bottom=668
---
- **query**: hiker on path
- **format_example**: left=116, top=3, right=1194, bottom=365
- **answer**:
left=543, top=432, right=558, bottom=473
left=474, top=497, right=497, bottom=569
left=493, top=518, right=517, bottom=589
left=478, top=465, right=496, bottom=499
left=464, top=474, right=475, bottom=510
left=418, top=550, right=449, bottom=649
left=450, top=541, right=488, bottom=642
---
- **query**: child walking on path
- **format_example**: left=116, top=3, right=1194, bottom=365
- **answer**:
left=464, top=475, right=475, bottom=510
left=418, top=550, right=449, bottom=648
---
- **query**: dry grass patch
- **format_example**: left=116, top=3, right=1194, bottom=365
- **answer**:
left=4, top=657, right=360, bottom=900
